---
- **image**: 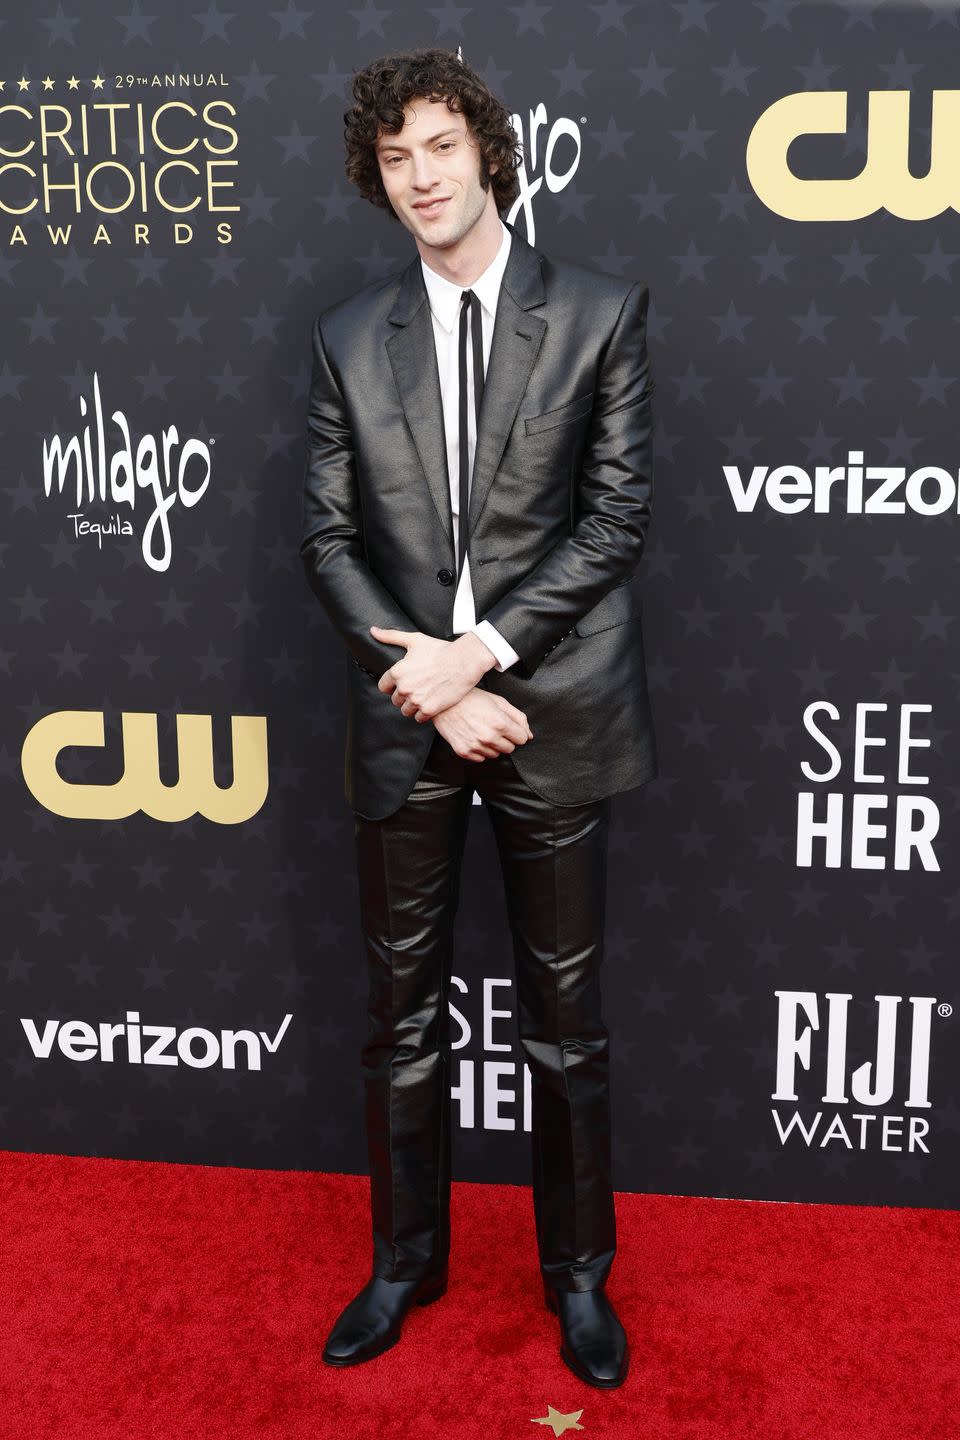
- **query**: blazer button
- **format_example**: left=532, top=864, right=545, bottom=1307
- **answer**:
left=437, top=568, right=454, bottom=586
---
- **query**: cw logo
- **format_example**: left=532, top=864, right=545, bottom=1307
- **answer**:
left=21, top=711, right=268, bottom=823
left=747, top=89, right=959, bottom=221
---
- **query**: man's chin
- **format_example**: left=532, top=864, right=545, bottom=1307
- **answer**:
left=406, top=209, right=463, bottom=246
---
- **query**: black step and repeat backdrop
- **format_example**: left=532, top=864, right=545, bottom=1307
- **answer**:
left=3, top=0, right=957, bottom=1209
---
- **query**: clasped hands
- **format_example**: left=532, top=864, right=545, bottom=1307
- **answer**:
left=369, top=624, right=533, bottom=764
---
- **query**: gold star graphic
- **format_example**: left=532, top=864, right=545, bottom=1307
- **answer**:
left=42, top=76, right=54, bottom=90
left=531, top=1405, right=585, bottom=1436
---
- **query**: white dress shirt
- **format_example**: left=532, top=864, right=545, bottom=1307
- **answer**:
left=420, top=219, right=521, bottom=673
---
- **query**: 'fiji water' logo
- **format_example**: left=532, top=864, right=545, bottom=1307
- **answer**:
left=771, top=989, right=951, bottom=1155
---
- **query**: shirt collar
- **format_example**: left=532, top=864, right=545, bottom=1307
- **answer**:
left=420, top=218, right=512, bottom=335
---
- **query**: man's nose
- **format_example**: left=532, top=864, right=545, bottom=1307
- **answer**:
left=410, top=155, right=439, bottom=190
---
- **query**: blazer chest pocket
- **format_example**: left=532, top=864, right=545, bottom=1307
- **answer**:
left=524, top=389, right=595, bottom=436
left=574, top=583, right=634, bottom=636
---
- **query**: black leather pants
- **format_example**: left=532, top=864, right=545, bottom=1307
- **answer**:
left=354, top=728, right=615, bottom=1294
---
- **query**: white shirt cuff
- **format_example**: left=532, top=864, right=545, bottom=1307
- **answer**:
left=469, top=620, right=521, bottom=673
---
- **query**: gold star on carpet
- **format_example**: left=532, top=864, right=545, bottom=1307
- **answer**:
left=531, top=1405, right=585, bottom=1436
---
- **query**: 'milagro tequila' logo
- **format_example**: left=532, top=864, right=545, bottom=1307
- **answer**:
left=41, top=370, right=212, bottom=572
left=507, top=102, right=581, bottom=245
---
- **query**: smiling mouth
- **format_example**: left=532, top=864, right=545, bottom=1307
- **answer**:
left=413, top=197, right=450, bottom=217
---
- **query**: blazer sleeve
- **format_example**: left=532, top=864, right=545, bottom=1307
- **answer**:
left=299, top=313, right=423, bottom=679
left=479, top=280, right=655, bottom=681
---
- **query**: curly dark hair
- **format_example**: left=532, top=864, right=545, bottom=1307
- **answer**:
left=344, top=47, right=521, bottom=220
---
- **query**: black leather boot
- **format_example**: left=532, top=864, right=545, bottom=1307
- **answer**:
left=322, top=1269, right=448, bottom=1366
left=543, top=1281, right=630, bottom=1388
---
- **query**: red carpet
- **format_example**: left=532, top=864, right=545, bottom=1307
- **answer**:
left=0, top=1150, right=957, bottom=1440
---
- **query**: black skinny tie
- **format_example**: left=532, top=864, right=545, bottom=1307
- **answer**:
left=457, top=288, right=485, bottom=582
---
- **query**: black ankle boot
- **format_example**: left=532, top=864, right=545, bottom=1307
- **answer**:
left=543, top=1280, right=629, bottom=1388
left=322, top=1268, right=448, bottom=1366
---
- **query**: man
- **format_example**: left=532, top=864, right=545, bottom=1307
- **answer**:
left=301, top=47, right=657, bottom=1390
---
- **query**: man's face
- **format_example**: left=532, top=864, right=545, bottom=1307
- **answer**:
left=374, top=97, right=497, bottom=249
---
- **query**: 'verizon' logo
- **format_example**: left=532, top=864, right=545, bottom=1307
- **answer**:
left=724, top=451, right=960, bottom=517
left=21, top=1010, right=293, bottom=1071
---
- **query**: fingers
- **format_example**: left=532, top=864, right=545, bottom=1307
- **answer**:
left=369, top=626, right=411, bottom=645
left=500, top=717, right=531, bottom=745
left=489, top=694, right=533, bottom=740
left=485, top=719, right=530, bottom=747
left=463, top=734, right=521, bottom=761
left=462, top=735, right=502, bottom=762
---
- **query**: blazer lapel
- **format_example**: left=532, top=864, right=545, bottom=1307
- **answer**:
left=385, top=266, right=454, bottom=550
left=384, top=218, right=548, bottom=549
left=468, top=222, right=546, bottom=532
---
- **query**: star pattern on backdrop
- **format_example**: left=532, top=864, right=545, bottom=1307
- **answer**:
left=0, top=0, right=954, bottom=1212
